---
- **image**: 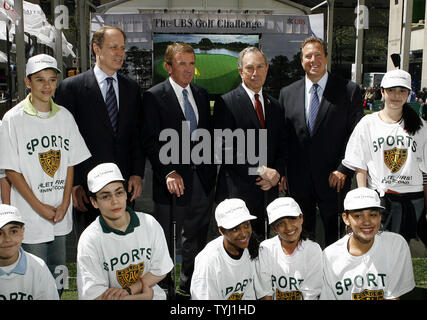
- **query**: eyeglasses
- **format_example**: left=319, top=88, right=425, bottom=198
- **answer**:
left=96, top=189, right=126, bottom=202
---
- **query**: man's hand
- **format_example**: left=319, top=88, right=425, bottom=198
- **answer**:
left=128, top=175, right=143, bottom=202
left=258, top=166, right=280, bottom=186
left=329, top=171, right=346, bottom=192
left=256, top=177, right=273, bottom=191
left=72, top=185, right=89, bottom=212
left=166, top=171, right=185, bottom=197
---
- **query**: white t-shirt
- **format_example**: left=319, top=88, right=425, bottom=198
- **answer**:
left=256, top=236, right=322, bottom=300
left=0, top=248, right=59, bottom=300
left=0, top=95, right=91, bottom=243
left=190, top=236, right=260, bottom=300
left=77, top=209, right=173, bottom=300
left=320, top=232, right=415, bottom=300
left=342, top=112, right=427, bottom=196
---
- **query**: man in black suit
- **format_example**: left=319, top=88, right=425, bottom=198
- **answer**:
left=141, top=43, right=216, bottom=297
left=54, top=26, right=145, bottom=239
left=278, top=36, right=363, bottom=246
left=214, top=47, right=287, bottom=240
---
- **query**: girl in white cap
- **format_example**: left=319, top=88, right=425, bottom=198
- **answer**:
left=342, top=69, right=427, bottom=241
left=0, top=54, right=91, bottom=297
left=77, top=163, right=173, bottom=300
left=321, top=187, right=415, bottom=300
left=190, top=198, right=262, bottom=300
left=256, top=197, right=322, bottom=300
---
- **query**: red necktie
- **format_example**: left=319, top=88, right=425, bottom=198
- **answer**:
left=254, top=93, right=265, bottom=129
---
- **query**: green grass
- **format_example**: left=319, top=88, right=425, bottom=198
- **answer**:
left=63, top=258, right=427, bottom=300
left=155, top=53, right=241, bottom=95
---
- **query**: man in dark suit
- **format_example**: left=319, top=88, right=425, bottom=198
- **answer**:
left=141, top=43, right=216, bottom=297
left=278, top=36, right=363, bottom=246
left=214, top=47, right=287, bottom=240
left=54, top=26, right=145, bottom=239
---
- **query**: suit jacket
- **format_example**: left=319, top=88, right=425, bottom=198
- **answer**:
left=141, top=79, right=217, bottom=206
left=278, top=73, right=363, bottom=199
left=214, top=84, right=287, bottom=209
left=54, top=69, right=145, bottom=188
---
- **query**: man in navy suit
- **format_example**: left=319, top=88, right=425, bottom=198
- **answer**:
left=278, top=36, right=363, bottom=246
left=214, top=47, right=287, bottom=240
left=141, top=43, right=216, bottom=297
left=54, top=26, right=145, bottom=239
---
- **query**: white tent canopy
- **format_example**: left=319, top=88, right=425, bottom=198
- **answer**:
left=0, top=0, right=76, bottom=58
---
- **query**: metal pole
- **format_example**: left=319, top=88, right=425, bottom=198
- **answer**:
left=326, top=0, right=334, bottom=72
left=353, top=0, right=365, bottom=85
left=53, top=0, right=63, bottom=82
left=78, top=0, right=88, bottom=72
left=15, top=0, right=26, bottom=101
left=400, top=0, right=413, bottom=72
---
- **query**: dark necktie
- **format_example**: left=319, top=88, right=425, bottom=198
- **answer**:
left=254, top=93, right=265, bottom=129
left=105, top=77, right=118, bottom=132
left=182, top=88, right=197, bottom=135
left=308, top=83, right=319, bottom=133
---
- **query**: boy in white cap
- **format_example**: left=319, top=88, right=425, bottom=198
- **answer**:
left=256, top=197, right=322, bottom=300
left=77, top=163, right=173, bottom=300
left=190, top=198, right=262, bottom=300
left=342, top=69, right=427, bottom=241
left=0, top=54, right=91, bottom=297
left=0, top=204, right=59, bottom=300
left=321, top=187, right=415, bottom=300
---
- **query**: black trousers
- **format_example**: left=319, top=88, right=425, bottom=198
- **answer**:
left=154, top=172, right=214, bottom=292
left=293, top=190, right=346, bottom=247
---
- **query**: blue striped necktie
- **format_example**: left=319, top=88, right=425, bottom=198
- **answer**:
left=105, top=77, right=118, bottom=132
left=182, top=88, right=197, bottom=135
left=308, top=83, right=319, bottom=133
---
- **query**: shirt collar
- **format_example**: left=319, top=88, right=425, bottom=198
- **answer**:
left=99, top=206, right=140, bottom=235
left=305, top=72, right=328, bottom=92
left=241, top=81, right=263, bottom=100
left=168, top=77, right=190, bottom=95
left=23, top=94, right=60, bottom=118
left=0, top=247, right=27, bottom=276
left=93, top=64, right=118, bottom=84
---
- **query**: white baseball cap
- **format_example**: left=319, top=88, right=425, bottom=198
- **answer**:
left=344, top=187, right=384, bottom=211
left=0, top=204, right=25, bottom=229
left=26, top=54, right=61, bottom=77
left=215, top=198, right=257, bottom=229
left=266, top=197, right=302, bottom=225
left=380, top=69, right=411, bottom=90
left=87, top=163, right=124, bottom=193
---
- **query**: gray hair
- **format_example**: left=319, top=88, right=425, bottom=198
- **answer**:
left=238, top=47, right=267, bottom=69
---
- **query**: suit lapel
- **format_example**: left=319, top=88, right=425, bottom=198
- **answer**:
left=296, top=79, right=310, bottom=136
left=162, top=79, right=186, bottom=122
left=311, top=75, right=332, bottom=135
left=190, top=83, right=206, bottom=128
left=84, top=70, right=114, bottom=133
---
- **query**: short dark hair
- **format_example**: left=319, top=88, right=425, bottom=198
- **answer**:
left=301, top=35, right=328, bottom=58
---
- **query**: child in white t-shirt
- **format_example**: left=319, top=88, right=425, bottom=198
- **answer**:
left=191, top=198, right=262, bottom=300
left=343, top=70, right=427, bottom=241
left=77, top=163, right=173, bottom=300
left=256, top=197, right=322, bottom=300
left=321, top=188, right=415, bottom=300
left=0, top=204, right=59, bottom=300
left=0, top=55, right=91, bottom=297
